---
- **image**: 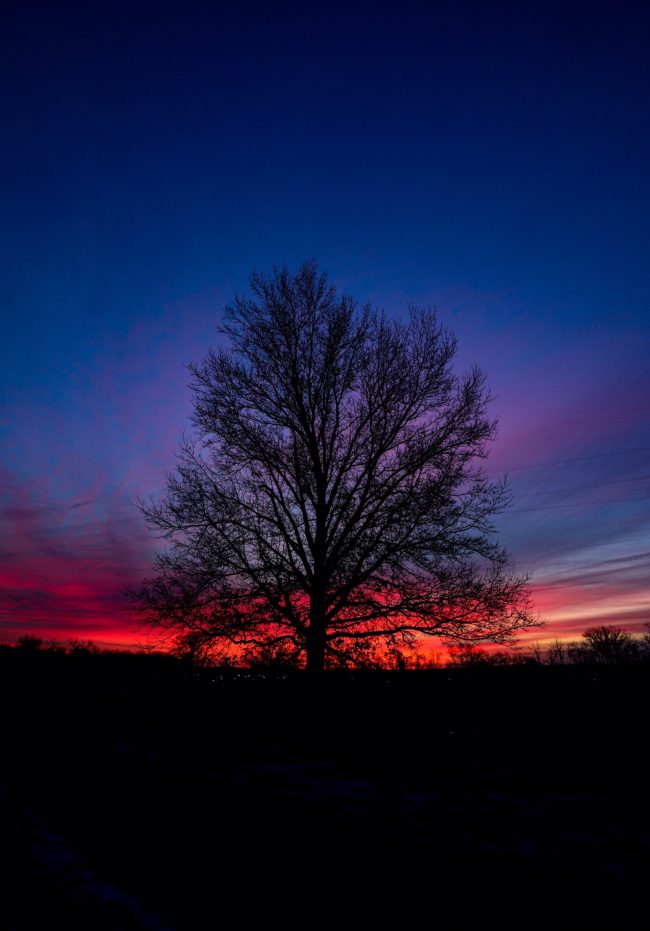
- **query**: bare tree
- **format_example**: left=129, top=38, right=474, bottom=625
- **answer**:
left=134, top=261, right=538, bottom=672
left=642, top=622, right=650, bottom=662
left=581, top=625, right=638, bottom=664
left=547, top=639, right=567, bottom=665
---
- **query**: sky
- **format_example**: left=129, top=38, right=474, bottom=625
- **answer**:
left=1, top=1, right=649, bottom=649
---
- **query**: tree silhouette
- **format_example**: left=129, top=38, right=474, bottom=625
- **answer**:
left=581, top=625, right=638, bottom=664
left=134, top=261, right=537, bottom=672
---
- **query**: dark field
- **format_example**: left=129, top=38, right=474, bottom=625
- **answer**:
left=1, top=652, right=648, bottom=928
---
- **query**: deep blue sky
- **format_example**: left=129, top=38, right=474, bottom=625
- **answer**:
left=1, top=1, right=649, bottom=645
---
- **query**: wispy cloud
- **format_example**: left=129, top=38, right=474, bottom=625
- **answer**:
left=0, top=468, right=154, bottom=645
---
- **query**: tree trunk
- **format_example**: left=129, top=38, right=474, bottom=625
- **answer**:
left=306, top=629, right=326, bottom=674
left=306, top=593, right=327, bottom=674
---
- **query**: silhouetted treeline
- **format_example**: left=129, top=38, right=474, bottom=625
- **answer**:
left=2, top=622, right=650, bottom=678
left=448, top=623, right=650, bottom=668
left=0, top=636, right=191, bottom=687
left=0, top=624, right=650, bottom=683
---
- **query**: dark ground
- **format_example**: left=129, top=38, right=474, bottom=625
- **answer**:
left=1, top=651, right=648, bottom=927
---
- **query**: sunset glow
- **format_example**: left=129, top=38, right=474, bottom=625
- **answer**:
left=1, top=4, right=648, bottom=653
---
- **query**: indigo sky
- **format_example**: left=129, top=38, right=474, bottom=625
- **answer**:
left=2, top=1, right=649, bottom=648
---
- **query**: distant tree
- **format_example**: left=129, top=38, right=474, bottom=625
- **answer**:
left=67, top=638, right=99, bottom=657
left=489, top=650, right=524, bottom=666
left=528, top=643, right=545, bottom=664
left=642, top=622, right=650, bottom=662
left=448, top=644, right=488, bottom=666
left=566, top=642, right=590, bottom=664
left=171, top=629, right=215, bottom=668
left=581, top=625, right=638, bottom=664
left=16, top=634, right=43, bottom=652
left=134, top=261, right=538, bottom=672
left=546, top=639, right=567, bottom=665
left=448, top=645, right=527, bottom=667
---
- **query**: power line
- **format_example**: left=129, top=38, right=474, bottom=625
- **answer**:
left=523, top=551, right=650, bottom=588
left=5, top=489, right=650, bottom=529
left=498, top=446, right=650, bottom=473
left=507, top=495, right=650, bottom=514
left=533, top=550, right=650, bottom=577
left=513, top=474, right=650, bottom=498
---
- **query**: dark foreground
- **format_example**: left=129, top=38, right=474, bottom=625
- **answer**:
left=1, top=653, right=648, bottom=927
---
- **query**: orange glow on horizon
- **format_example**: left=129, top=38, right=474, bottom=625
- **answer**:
left=2, top=570, right=648, bottom=658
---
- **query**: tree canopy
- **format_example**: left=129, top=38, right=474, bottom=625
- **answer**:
left=134, top=261, right=537, bottom=671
